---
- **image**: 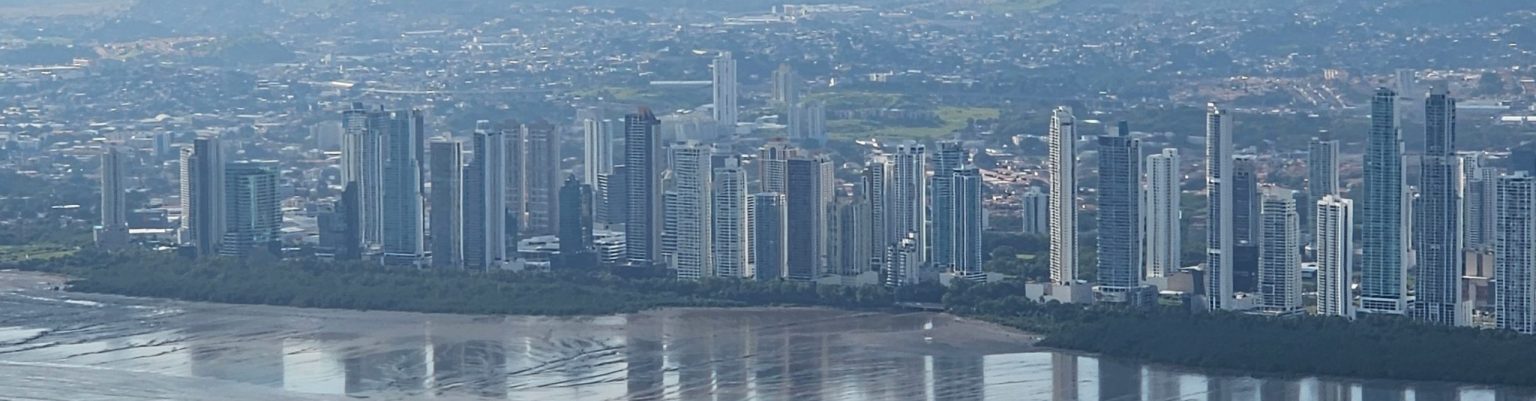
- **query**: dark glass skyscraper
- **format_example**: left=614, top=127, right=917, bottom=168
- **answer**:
left=1413, top=84, right=1461, bottom=325
left=1362, top=88, right=1407, bottom=314
left=623, top=108, right=662, bottom=268
left=558, top=175, right=594, bottom=269
left=1097, top=122, right=1142, bottom=297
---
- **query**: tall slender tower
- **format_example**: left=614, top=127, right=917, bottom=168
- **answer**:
left=1413, top=84, right=1462, bottom=325
left=931, top=140, right=966, bottom=269
left=1307, top=135, right=1341, bottom=232
left=1316, top=195, right=1355, bottom=318
left=341, top=103, right=384, bottom=247
left=1496, top=172, right=1536, bottom=334
left=1205, top=103, right=1235, bottom=310
left=96, top=146, right=130, bottom=248
left=864, top=157, right=893, bottom=272
left=504, top=120, right=527, bottom=236
left=1048, top=107, right=1078, bottom=285
left=1097, top=121, right=1141, bottom=295
left=185, top=136, right=225, bottom=257
left=1361, top=88, right=1408, bottom=315
left=464, top=124, right=507, bottom=270
left=429, top=139, right=464, bottom=269
left=1021, top=186, right=1049, bottom=235
left=953, top=166, right=985, bottom=278
left=712, top=157, right=750, bottom=278
left=671, top=142, right=714, bottom=280
left=382, top=110, right=427, bottom=266
left=772, top=63, right=800, bottom=107
left=1145, top=149, right=1181, bottom=279
left=757, top=138, right=796, bottom=195
left=583, top=116, right=614, bottom=186
left=1258, top=187, right=1300, bottom=314
left=624, top=108, right=663, bottom=268
left=1231, top=155, right=1261, bottom=294
left=893, top=143, right=929, bottom=265
left=712, top=52, right=738, bottom=126
left=786, top=154, right=833, bottom=280
left=524, top=121, right=562, bottom=236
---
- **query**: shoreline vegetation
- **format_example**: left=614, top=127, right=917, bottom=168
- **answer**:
left=15, top=250, right=1536, bottom=387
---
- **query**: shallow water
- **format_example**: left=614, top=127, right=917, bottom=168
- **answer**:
left=0, top=272, right=1530, bottom=401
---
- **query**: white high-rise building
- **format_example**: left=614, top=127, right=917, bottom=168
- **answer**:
left=583, top=117, right=615, bottom=186
left=712, top=52, right=738, bottom=126
left=712, top=158, right=749, bottom=279
left=1496, top=172, right=1536, bottom=333
left=892, top=143, right=929, bottom=265
left=671, top=142, right=714, bottom=280
left=1048, top=107, right=1078, bottom=285
left=772, top=63, right=800, bottom=107
left=1316, top=195, right=1354, bottom=318
left=1205, top=103, right=1236, bottom=310
left=864, top=157, right=893, bottom=272
left=1145, top=148, right=1181, bottom=279
left=1258, top=187, right=1301, bottom=314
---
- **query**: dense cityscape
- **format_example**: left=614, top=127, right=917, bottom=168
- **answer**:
left=7, top=0, right=1536, bottom=398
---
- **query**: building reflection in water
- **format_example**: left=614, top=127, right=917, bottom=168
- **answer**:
left=158, top=311, right=1536, bottom=401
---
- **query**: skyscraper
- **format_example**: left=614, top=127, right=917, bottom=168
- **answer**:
left=1232, top=155, right=1261, bottom=294
left=429, top=139, right=464, bottom=269
left=557, top=176, right=595, bottom=269
left=524, top=121, right=562, bottom=236
left=96, top=146, right=130, bottom=249
left=1049, top=107, right=1078, bottom=285
left=1414, top=84, right=1462, bottom=325
left=712, top=52, right=738, bottom=126
left=893, top=143, right=929, bottom=265
left=382, top=110, right=427, bottom=266
left=1316, top=195, right=1354, bottom=318
left=712, top=158, right=750, bottom=279
left=772, top=63, right=800, bottom=107
left=504, top=120, right=528, bottom=236
left=464, top=125, right=507, bottom=270
left=757, top=138, right=796, bottom=195
left=1307, top=136, right=1341, bottom=231
left=1205, top=103, right=1236, bottom=311
left=220, top=161, right=279, bottom=258
left=583, top=116, right=615, bottom=186
left=341, top=103, right=384, bottom=247
left=671, top=142, right=714, bottom=280
left=786, top=154, right=833, bottom=280
left=1496, top=172, right=1536, bottom=334
left=799, top=100, right=827, bottom=141
left=834, top=196, right=873, bottom=277
left=624, top=108, right=663, bottom=268
left=1145, top=149, right=1181, bottom=279
left=1258, top=187, right=1300, bottom=314
left=751, top=192, right=788, bottom=280
left=864, top=157, right=893, bottom=272
left=953, top=166, right=985, bottom=279
left=931, top=140, right=967, bottom=270
left=1097, top=122, right=1142, bottom=296
left=184, top=136, right=225, bottom=257
left=1361, top=88, right=1408, bottom=315
left=1465, top=165, right=1498, bottom=249
left=1020, top=186, right=1049, bottom=236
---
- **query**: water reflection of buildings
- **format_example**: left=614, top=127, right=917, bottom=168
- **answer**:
left=166, top=312, right=1536, bottom=401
